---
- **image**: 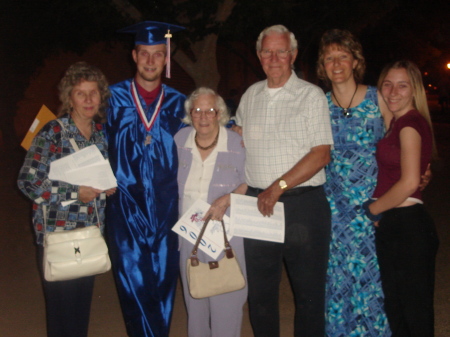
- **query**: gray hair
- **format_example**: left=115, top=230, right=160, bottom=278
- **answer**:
left=256, top=25, right=298, bottom=52
left=182, top=87, right=230, bottom=126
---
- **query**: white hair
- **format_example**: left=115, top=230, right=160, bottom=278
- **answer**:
left=256, top=25, right=298, bottom=52
left=182, top=87, right=230, bottom=126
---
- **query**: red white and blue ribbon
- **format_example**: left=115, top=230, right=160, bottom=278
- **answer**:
left=131, top=80, right=164, bottom=132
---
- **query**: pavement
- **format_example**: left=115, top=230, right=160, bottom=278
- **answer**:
left=0, top=108, right=449, bottom=336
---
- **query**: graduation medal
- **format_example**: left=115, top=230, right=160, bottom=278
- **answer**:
left=131, top=80, right=164, bottom=146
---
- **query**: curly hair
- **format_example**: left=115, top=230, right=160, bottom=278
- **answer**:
left=317, top=29, right=366, bottom=86
left=57, top=62, right=110, bottom=123
left=182, top=87, right=230, bottom=126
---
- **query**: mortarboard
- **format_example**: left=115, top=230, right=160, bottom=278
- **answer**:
left=119, top=21, right=185, bottom=78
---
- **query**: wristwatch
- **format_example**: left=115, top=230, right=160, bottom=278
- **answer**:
left=279, top=178, right=288, bottom=190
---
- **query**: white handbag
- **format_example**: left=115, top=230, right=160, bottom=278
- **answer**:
left=43, top=224, right=111, bottom=282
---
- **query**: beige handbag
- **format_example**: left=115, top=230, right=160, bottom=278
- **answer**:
left=186, top=217, right=246, bottom=299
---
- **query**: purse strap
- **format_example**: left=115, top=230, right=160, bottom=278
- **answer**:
left=56, top=118, right=80, bottom=151
left=190, top=217, right=234, bottom=266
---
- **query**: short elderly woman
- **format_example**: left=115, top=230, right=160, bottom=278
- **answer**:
left=175, top=87, right=248, bottom=337
left=17, top=62, right=113, bottom=337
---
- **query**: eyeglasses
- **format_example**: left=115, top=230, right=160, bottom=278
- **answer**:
left=259, top=49, right=292, bottom=59
left=191, top=108, right=218, bottom=118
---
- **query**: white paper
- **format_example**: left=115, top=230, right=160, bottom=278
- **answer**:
left=230, top=194, right=285, bottom=243
left=61, top=200, right=77, bottom=207
left=30, top=118, right=40, bottom=133
left=49, top=145, right=117, bottom=190
left=172, top=199, right=232, bottom=260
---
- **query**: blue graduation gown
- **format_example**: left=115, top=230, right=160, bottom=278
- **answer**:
left=105, top=79, right=185, bottom=337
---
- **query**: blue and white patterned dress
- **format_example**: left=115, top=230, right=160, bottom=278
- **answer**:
left=324, top=86, right=391, bottom=336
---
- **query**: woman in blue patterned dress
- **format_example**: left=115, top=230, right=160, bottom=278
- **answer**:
left=316, top=29, right=392, bottom=336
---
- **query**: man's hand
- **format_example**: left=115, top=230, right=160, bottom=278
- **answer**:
left=257, top=182, right=283, bottom=217
left=231, top=125, right=243, bottom=137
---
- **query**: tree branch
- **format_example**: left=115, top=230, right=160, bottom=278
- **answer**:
left=111, top=0, right=142, bottom=22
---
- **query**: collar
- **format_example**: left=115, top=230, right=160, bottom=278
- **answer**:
left=135, top=81, right=162, bottom=106
left=256, top=70, right=299, bottom=97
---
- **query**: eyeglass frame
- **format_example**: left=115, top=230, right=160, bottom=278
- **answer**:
left=190, top=107, right=219, bottom=119
left=259, top=49, right=293, bottom=59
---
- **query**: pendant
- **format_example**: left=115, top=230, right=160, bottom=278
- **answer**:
left=144, top=135, right=152, bottom=146
left=342, top=108, right=351, bottom=118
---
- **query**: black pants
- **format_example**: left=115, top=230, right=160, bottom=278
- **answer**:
left=244, top=186, right=331, bottom=337
left=375, top=204, right=439, bottom=337
left=38, top=246, right=95, bottom=337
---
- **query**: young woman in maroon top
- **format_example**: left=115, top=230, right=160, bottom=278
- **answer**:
left=364, top=60, right=438, bottom=337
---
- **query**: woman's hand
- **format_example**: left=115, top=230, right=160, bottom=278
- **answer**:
left=105, top=187, right=117, bottom=196
left=419, top=163, right=432, bottom=191
left=203, top=194, right=230, bottom=221
left=78, top=186, right=102, bottom=203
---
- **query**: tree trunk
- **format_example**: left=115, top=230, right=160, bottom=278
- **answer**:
left=173, top=34, right=220, bottom=90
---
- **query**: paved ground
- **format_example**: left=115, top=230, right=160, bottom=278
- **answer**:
left=1, top=111, right=449, bottom=336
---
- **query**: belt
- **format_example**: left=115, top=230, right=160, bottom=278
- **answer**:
left=247, top=185, right=321, bottom=197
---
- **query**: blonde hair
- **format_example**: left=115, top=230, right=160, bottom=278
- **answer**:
left=317, top=29, right=366, bottom=86
left=182, top=87, right=230, bottom=126
left=58, top=62, right=110, bottom=123
left=378, top=60, right=437, bottom=158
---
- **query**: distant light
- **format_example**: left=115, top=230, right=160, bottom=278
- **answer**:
left=428, top=84, right=432, bottom=87
left=424, top=72, right=428, bottom=76
left=434, top=87, right=438, bottom=90
left=447, top=63, right=450, bottom=69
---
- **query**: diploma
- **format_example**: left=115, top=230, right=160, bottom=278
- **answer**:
left=230, top=194, right=285, bottom=243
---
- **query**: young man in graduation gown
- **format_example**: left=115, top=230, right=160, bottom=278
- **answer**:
left=105, top=21, right=186, bottom=337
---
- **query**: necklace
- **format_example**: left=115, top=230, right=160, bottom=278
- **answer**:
left=195, top=130, right=219, bottom=151
left=332, top=84, right=358, bottom=117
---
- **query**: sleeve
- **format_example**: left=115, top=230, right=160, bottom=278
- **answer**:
left=233, top=134, right=246, bottom=185
left=235, top=90, right=249, bottom=127
left=306, top=88, right=334, bottom=148
left=399, top=113, right=425, bottom=135
left=17, top=121, right=80, bottom=206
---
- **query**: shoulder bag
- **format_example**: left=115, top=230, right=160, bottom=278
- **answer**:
left=186, top=217, right=246, bottom=299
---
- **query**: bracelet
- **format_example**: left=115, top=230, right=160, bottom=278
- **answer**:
left=362, top=199, right=383, bottom=222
